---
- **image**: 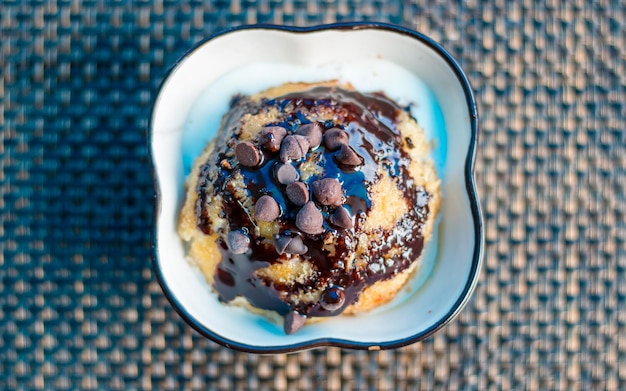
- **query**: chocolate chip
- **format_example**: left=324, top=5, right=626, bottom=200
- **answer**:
left=226, top=230, right=250, bottom=254
left=320, top=286, right=345, bottom=311
left=234, top=141, right=262, bottom=167
left=274, top=234, right=292, bottom=254
left=274, top=234, right=308, bottom=255
left=295, top=201, right=324, bottom=234
left=329, top=206, right=353, bottom=229
left=255, top=195, right=280, bottom=222
left=259, top=126, right=287, bottom=152
left=336, top=144, right=363, bottom=166
left=296, top=122, right=323, bottom=149
left=323, top=128, right=349, bottom=151
left=280, top=135, right=310, bottom=162
left=284, top=310, right=306, bottom=334
left=285, top=236, right=308, bottom=254
left=285, top=182, right=309, bottom=206
left=312, top=178, right=342, bottom=206
left=274, top=163, right=299, bottom=185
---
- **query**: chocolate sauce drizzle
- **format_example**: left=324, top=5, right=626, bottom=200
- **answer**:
left=195, top=86, right=430, bottom=321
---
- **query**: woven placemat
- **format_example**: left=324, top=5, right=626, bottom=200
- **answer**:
left=1, top=1, right=624, bottom=389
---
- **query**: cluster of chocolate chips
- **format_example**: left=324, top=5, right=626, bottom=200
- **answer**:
left=284, top=284, right=347, bottom=333
left=228, top=122, right=363, bottom=256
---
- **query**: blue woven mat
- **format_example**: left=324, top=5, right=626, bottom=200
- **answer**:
left=1, top=1, right=624, bottom=389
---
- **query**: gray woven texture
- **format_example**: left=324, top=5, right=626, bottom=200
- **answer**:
left=1, top=1, right=624, bottom=389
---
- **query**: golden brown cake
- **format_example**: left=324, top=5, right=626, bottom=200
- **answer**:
left=178, top=81, right=440, bottom=334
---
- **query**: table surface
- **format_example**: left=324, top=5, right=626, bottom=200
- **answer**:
left=1, top=1, right=624, bottom=390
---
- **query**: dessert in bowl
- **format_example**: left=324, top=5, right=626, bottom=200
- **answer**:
left=150, top=23, right=482, bottom=352
left=178, top=80, right=441, bottom=334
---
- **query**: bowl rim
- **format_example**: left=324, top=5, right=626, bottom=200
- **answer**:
left=148, top=21, right=483, bottom=353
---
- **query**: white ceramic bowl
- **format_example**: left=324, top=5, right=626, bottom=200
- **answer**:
left=149, top=23, right=482, bottom=353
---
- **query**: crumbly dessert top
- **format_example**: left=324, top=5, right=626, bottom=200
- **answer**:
left=190, top=84, right=435, bottom=333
